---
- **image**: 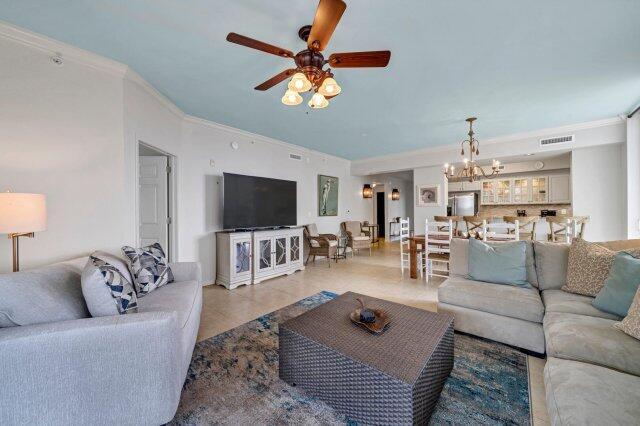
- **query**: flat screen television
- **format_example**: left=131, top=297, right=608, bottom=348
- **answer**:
left=223, top=173, right=297, bottom=230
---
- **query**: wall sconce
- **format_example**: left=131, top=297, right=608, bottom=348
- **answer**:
left=362, top=184, right=373, bottom=198
left=391, top=188, right=400, bottom=201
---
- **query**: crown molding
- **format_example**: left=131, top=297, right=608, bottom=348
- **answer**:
left=353, top=116, right=625, bottom=165
left=0, top=20, right=127, bottom=77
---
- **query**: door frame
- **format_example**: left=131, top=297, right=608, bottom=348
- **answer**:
left=135, top=140, right=178, bottom=261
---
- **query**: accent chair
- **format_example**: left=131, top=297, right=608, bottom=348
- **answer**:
left=303, top=224, right=338, bottom=266
left=341, top=221, right=372, bottom=256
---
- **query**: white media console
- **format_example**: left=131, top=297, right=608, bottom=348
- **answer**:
left=215, top=227, right=305, bottom=289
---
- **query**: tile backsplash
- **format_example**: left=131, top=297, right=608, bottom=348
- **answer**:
left=478, top=204, right=572, bottom=217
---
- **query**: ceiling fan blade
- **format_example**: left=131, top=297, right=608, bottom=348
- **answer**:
left=328, top=51, right=391, bottom=68
left=226, top=32, right=294, bottom=58
left=254, top=69, right=297, bottom=91
left=307, top=0, right=346, bottom=51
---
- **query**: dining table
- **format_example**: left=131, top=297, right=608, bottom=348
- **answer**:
left=408, top=234, right=468, bottom=279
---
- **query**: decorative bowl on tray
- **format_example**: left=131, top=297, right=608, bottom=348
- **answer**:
left=349, top=298, right=390, bottom=333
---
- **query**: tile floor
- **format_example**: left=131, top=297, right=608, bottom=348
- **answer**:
left=197, top=239, right=550, bottom=425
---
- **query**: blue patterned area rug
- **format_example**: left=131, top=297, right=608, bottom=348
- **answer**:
left=170, top=291, right=531, bottom=425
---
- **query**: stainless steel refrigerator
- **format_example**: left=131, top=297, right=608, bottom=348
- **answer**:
left=447, top=192, right=478, bottom=216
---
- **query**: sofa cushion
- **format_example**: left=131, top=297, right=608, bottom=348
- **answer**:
left=122, top=242, right=174, bottom=296
left=449, top=238, right=538, bottom=287
left=541, top=289, right=621, bottom=320
left=306, top=223, right=319, bottom=237
left=0, top=264, right=89, bottom=328
left=563, top=238, right=640, bottom=297
left=615, top=287, right=640, bottom=341
left=468, top=238, right=529, bottom=287
left=438, top=276, right=544, bottom=323
left=137, top=280, right=200, bottom=329
left=544, top=311, right=640, bottom=376
left=91, top=251, right=133, bottom=284
left=544, top=357, right=640, bottom=426
left=593, top=251, right=640, bottom=317
left=83, top=256, right=138, bottom=316
left=343, top=221, right=363, bottom=237
left=534, top=241, right=569, bottom=290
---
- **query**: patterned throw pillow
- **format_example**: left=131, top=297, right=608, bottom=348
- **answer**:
left=122, top=243, right=174, bottom=296
left=563, top=239, right=640, bottom=297
left=89, top=255, right=138, bottom=314
left=614, top=287, right=640, bottom=341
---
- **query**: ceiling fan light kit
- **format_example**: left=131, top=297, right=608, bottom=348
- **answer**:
left=226, top=0, right=390, bottom=109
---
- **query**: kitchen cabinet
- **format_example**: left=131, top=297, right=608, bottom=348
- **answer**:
left=512, top=178, right=529, bottom=204
left=531, top=177, right=548, bottom=203
left=495, top=179, right=512, bottom=204
left=549, top=174, right=571, bottom=203
left=448, top=180, right=482, bottom=192
left=481, top=181, right=495, bottom=204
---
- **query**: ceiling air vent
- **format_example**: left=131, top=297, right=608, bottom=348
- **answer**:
left=539, top=134, right=574, bottom=148
left=289, top=153, right=303, bottom=161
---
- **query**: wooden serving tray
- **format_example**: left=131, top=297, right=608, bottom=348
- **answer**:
left=349, top=308, right=390, bottom=334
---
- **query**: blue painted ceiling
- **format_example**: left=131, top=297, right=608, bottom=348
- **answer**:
left=1, top=1, right=639, bottom=160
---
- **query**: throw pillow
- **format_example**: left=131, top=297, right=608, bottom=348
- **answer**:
left=82, top=255, right=138, bottom=316
left=614, top=287, right=640, bottom=341
left=563, top=239, right=640, bottom=296
left=468, top=238, right=529, bottom=287
left=593, top=252, right=640, bottom=317
left=121, top=242, right=174, bottom=296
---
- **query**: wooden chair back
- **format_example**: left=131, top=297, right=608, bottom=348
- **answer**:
left=434, top=215, right=461, bottom=236
left=547, top=216, right=572, bottom=242
left=483, top=220, right=520, bottom=241
left=425, top=219, right=453, bottom=254
left=504, top=216, right=539, bottom=241
left=463, top=216, right=485, bottom=238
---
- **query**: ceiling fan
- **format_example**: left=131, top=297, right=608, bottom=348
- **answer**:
left=226, top=0, right=391, bottom=109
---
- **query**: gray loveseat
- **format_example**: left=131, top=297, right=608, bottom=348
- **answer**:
left=438, top=238, right=640, bottom=425
left=0, top=256, right=202, bottom=426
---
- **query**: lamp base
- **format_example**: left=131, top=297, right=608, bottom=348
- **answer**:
left=8, top=232, right=34, bottom=272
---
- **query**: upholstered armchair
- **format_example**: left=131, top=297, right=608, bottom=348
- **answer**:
left=303, top=224, right=338, bottom=266
left=341, top=221, right=372, bottom=256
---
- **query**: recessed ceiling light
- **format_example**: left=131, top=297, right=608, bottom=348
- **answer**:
left=524, top=153, right=535, bottom=156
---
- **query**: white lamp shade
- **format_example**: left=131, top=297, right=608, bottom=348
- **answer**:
left=0, top=193, right=47, bottom=234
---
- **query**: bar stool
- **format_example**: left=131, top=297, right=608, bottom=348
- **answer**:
left=504, top=216, right=539, bottom=241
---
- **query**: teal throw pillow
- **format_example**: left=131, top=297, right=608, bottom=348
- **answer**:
left=468, top=238, right=530, bottom=287
left=593, top=252, right=640, bottom=317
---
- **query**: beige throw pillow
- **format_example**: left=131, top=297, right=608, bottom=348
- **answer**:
left=562, top=239, right=640, bottom=297
left=614, top=287, right=640, bottom=341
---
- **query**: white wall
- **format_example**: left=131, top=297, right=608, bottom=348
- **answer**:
left=0, top=31, right=371, bottom=280
left=179, top=119, right=370, bottom=282
left=0, top=36, right=130, bottom=272
left=572, top=143, right=626, bottom=241
left=413, top=166, right=448, bottom=234
left=627, top=114, right=640, bottom=239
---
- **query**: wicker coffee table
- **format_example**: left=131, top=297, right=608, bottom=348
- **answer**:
left=279, top=292, right=454, bottom=425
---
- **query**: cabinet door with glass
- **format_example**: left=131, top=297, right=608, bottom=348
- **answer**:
left=254, top=236, right=274, bottom=274
left=495, top=179, right=512, bottom=204
left=531, top=177, right=548, bottom=203
left=512, top=178, right=530, bottom=204
left=273, top=236, right=290, bottom=271
left=230, top=236, right=252, bottom=281
left=481, top=181, right=495, bottom=204
left=289, top=233, right=302, bottom=267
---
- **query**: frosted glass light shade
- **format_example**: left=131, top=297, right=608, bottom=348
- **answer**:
left=287, top=73, right=312, bottom=92
left=318, top=77, right=341, bottom=97
left=308, top=92, right=329, bottom=109
left=281, top=90, right=303, bottom=106
left=0, top=192, right=47, bottom=234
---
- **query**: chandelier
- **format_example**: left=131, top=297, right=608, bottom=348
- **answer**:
left=443, top=117, right=500, bottom=182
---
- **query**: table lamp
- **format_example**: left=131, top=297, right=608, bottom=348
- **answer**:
left=0, top=191, right=47, bottom=272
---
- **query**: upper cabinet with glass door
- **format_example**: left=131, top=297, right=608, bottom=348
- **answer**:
left=481, top=181, right=495, bottom=204
left=531, top=177, right=548, bottom=203
left=495, top=179, right=512, bottom=204
left=512, top=178, right=529, bottom=204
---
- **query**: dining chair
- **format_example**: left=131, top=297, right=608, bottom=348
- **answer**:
left=573, top=216, right=589, bottom=239
left=399, top=218, right=421, bottom=276
left=424, top=218, right=453, bottom=282
left=483, top=220, right=520, bottom=241
left=463, top=216, right=485, bottom=238
left=434, top=215, right=460, bottom=236
left=547, top=216, right=573, bottom=242
left=504, top=216, right=538, bottom=240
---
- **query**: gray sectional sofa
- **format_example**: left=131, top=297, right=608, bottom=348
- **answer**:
left=438, top=238, right=640, bottom=425
left=0, top=256, right=202, bottom=426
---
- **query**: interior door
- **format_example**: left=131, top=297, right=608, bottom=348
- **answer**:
left=139, top=156, right=169, bottom=250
